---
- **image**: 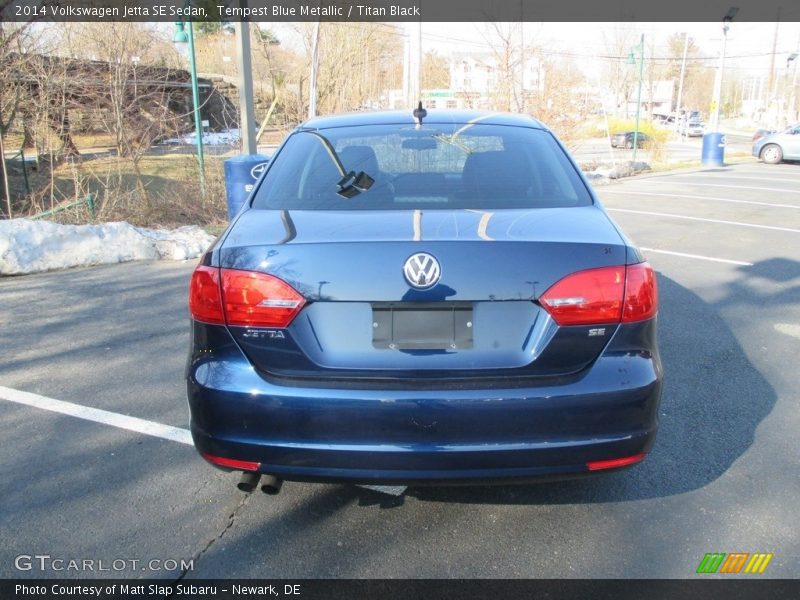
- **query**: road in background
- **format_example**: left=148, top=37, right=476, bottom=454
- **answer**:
left=1, top=162, right=798, bottom=578
left=571, top=134, right=753, bottom=164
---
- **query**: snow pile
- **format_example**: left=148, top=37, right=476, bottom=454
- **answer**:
left=0, top=219, right=215, bottom=275
left=162, top=128, right=241, bottom=146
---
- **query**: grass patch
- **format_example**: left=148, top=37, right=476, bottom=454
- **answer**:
left=14, top=152, right=229, bottom=229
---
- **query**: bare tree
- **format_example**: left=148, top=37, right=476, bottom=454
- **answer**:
left=254, top=27, right=283, bottom=101
left=251, top=26, right=299, bottom=128
left=33, top=23, right=188, bottom=216
left=530, top=56, right=588, bottom=148
left=601, top=25, right=639, bottom=118
left=1, top=22, right=36, bottom=217
left=662, top=33, right=715, bottom=117
left=422, top=51, right=450, bottom=89
left=482, top=22, right=523, bottom=112
left=294, top=22, right=402, bottom=118
left=56, top=24, right=178, bottom=153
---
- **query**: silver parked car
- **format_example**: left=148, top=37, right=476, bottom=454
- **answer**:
left=753, top=124, right=800, bottom=164
left=680, top=120, right=705, bottom=137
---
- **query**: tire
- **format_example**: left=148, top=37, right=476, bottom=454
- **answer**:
left=761, top=144, right=783, bottom=164
left=626, top=141, right=633, bottom=149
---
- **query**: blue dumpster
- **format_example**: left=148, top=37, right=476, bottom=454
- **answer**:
left=223, top=154, right=270, bottom=220
left=701, top=133, right=726, bottom=167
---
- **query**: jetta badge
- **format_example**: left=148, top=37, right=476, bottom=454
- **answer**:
left=403, top=253, right=441, bottom=289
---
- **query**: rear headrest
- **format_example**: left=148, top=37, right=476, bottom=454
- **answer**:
left=462, top=150, right=530, bottom=196
left=339, top=145, right=380, bottom=175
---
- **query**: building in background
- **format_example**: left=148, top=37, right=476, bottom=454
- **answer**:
left=629, top=80, right=675, bottom=120
left=384, top=51, right=544, bottom=111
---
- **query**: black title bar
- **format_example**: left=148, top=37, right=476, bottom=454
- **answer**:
left=2, top=579, right=800, bottom=600
left=2, top=0, right=799, bottom=22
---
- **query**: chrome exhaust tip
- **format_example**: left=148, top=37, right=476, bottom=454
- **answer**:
left=260, top=474, right=284, bottom=495
left=237, top=471, right=261, bottom=493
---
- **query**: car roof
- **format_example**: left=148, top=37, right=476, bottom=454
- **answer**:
left=299, top=109, right=547, bottom=131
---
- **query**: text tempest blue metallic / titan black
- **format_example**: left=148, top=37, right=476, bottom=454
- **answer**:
left=186, top=109, right=662, bottom=489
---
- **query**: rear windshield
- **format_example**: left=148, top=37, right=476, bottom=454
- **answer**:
left=251, top=122, right=592, bottom=211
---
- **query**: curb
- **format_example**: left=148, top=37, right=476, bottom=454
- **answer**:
left=595, top=155, right=760, bottom=185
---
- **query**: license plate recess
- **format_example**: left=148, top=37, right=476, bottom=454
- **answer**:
left=372, top=303, right=473, bottom=350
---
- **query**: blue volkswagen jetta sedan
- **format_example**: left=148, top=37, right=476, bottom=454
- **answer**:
left=187, top=109, right=662, bottom=492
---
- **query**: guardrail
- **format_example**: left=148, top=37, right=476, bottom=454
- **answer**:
left=30, top=194, right=95, bottom=220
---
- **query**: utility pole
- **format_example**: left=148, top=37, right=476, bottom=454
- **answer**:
left=786, top=52, right=799, bottom=126
left=629, top=34, right=645, bottom=163
left=407, top=22, right=421, bottom=105
left=710, top=10, right=737, bottom=132
left=402, top=33, right=410, bottom=108
left=788, top=34, right=800, bottom=125
left=674, top=32, right=689, bottom=130
left=308, top=21, right=320, bottom=118
left=235, top=20, right=257, bottom=155
left=417, top=21, right=422, bottom=102
left=766, top=8, right=780, bottom=126
left=519, top=1, right=525, bottom=113
left=703, top=7, right=737, bottom=167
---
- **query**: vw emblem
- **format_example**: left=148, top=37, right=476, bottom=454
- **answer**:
left=250, top=162, right=269, bottom=179
left=403, top=253, right=441, bottom=289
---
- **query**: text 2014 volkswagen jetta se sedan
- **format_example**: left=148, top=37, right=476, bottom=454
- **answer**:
left=187, top=110, right=662, bottom=491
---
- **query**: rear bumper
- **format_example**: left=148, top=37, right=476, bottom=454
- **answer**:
left=187, top=323, right=662, bottom=484
left=191, top=428, right=656, bottom=485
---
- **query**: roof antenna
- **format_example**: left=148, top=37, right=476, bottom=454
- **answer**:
left=413, top=101, right=427, bottom=127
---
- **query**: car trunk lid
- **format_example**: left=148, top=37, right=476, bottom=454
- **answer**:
left=216, top=206, right=628, bottom=383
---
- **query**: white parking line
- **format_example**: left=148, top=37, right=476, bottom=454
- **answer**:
left=638, top=181, right=800, bottom=194
left=603, top=190, right=800, bottom=210
left=0, top=385, right=193, bottom=446
left=640, top=247, right=752, bottom=266
left=680, top=175, right=800, bottom=185
left=607, top=208, right=800, bottom=234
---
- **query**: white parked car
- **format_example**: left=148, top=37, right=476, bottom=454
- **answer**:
left=681, top=120, right=705, bottom=137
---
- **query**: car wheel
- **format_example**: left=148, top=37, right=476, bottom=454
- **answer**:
left=626, top=141, right=633, bottom=149
left=761, top=144, right=783, bottom=164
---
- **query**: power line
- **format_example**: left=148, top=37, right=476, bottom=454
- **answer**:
left=420, top=31, right=796, bottom=61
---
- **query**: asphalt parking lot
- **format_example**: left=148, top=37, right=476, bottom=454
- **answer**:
left=1, top=161, right=799, bottom=579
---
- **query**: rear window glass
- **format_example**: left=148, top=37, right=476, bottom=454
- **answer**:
left=252, top=122, right=592, bottom=211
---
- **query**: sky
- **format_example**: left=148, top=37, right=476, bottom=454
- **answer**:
left=268, top=21, right=800, bottom=81
left=418, top=22, right=800, bottom=77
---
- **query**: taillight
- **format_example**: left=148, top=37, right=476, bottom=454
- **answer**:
left=622, top=262, right=658, bottom=323
left=189, top=266, right=306, bottom=328
left=221, top=269, right=305, bottom=328
left=539, top=262, right=657, bottom=326
left=189, top=265, right=224, bottom=325
left=540, top=265, right=625, bottom=326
